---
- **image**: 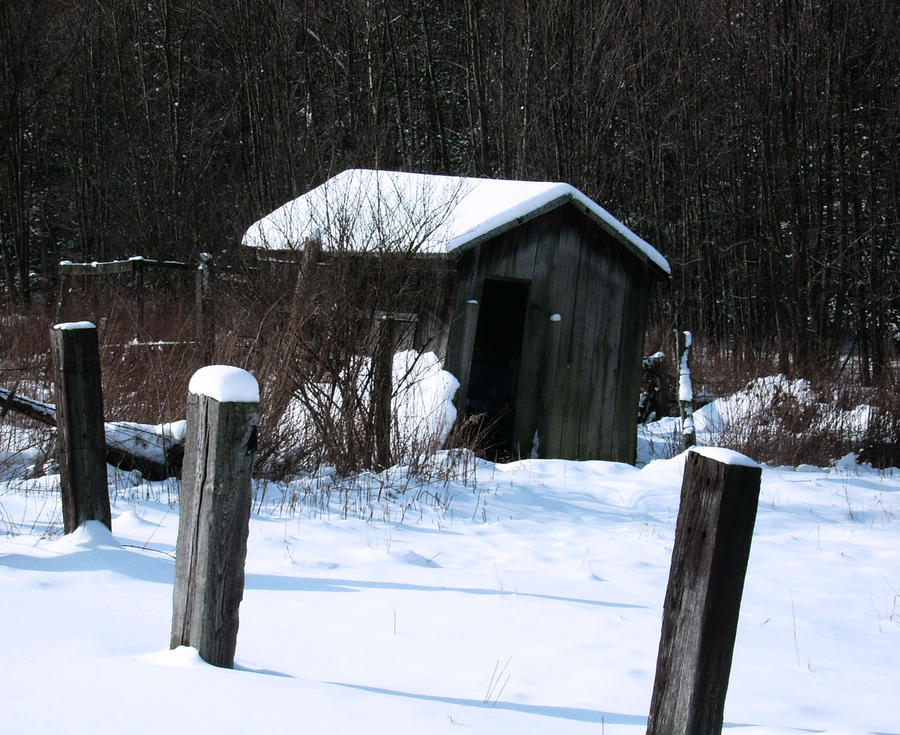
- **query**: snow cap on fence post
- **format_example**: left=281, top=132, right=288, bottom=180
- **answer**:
left=688, top=445, right=761, bottom=469
left=53, top=320, right=97, bottom=330
left=171, top=364, right=259, bottom=668
left=187, top=365, right=259, bottom=403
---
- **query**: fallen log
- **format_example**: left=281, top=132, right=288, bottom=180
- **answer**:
left=104, top=420, right=186, bottom=480
left=0, top=384, right=56, bottom=425
left=1, top=386, right=184, bottom=480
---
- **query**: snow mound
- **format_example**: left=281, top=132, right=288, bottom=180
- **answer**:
left=693, top=375, right=816, bottom=435
left=391, top=350, right=459, bottom=447
left=401, top=550, right=441, bottom=568
left=51, top=520, right=119, bottom=551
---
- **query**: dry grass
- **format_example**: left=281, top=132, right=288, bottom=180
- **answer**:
left=2, top=267, right=474, bottom=482
left=6, top=293, right=898, bottom=479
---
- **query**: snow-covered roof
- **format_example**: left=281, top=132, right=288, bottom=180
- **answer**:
left=242, top=169, right=669, bottom=275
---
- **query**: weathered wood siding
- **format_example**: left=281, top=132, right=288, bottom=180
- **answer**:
left=444, top=204, right=654, bottom=462
left=410, top=263, right=456, bottom=356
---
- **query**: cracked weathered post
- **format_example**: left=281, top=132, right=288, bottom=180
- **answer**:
left=170, top=366, right=259, bottom=668
left=50, top=321, right=111, bottom=534
left=646, top=447, right=762, bottom=735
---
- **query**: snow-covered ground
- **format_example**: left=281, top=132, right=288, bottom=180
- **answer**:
left=1, top=392, right=898, bottom=733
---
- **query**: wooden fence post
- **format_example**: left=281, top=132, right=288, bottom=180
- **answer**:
left=50, top=321, right=111, bottom=534
left=133, top=257, right=145, bottom=333
left=170, top=365, right=259, bottom=668
left=55, top=270, right=68, bottom=323
left=647, top=447, right=762, bottom=735
left=195, top=252, right=214, bottom=362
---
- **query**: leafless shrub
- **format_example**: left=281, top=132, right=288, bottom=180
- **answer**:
left=708, top=380, right=852, bottom=467
left=689, top=346, right=900, bottom=468
left=242, top=175, right=467, bottom=478
left=856, top=375, right=900, bottom=469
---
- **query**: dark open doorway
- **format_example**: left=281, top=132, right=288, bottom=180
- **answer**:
left=466, top=278, right=530, bottom=459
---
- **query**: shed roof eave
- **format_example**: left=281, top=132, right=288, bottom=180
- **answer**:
left=565, top=196, right=670, bottom=278
left=446, top=193, right=574, bottom=257
left=449, top=191, right=670, bottom=278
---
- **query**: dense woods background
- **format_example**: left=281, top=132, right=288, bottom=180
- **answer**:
left=2, top=0, right=897, bottom=379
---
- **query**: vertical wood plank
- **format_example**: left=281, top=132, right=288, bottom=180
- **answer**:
left=647, top=449, right=762, bottom=735
left=612, top=268, right=650, bottom=463
left=537, top=212, right=583, bottom=458
left=50, top=322, right=111, bottom=534
left=171, top=367, right=259, bottom=668
left=555, top=222, right=588, bottom=457
left=413, top=265, right=454, bottom=358
left=594, top=256, right=632, bottom=460
left=535, top=312, right=563, bottom=457
left=507, top=222, right=545, bottom=455
left=577, top=236, right=620, bottom=459
left=373, top=317, right=395, bottom=469
left=453, top=299, right=481, bottom=420
left=443, top=248, right=481, bottom=381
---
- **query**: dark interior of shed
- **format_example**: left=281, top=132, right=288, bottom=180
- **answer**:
left=466, top=278, right=530, bottom=459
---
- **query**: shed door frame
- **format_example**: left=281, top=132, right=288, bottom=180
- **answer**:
left=462, top=277, right=531, bottom=458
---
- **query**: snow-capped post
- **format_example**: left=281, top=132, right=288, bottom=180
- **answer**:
left=646, top=447, right=762, bottom=735
left=677, top=330, right=695, bottom=449
left=171, top=365, right=259, bottom=669
left=50, top=321, right=112, bottom=534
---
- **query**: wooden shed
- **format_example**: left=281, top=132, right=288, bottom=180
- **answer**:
left=243, top=169, right=669, bottom=463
